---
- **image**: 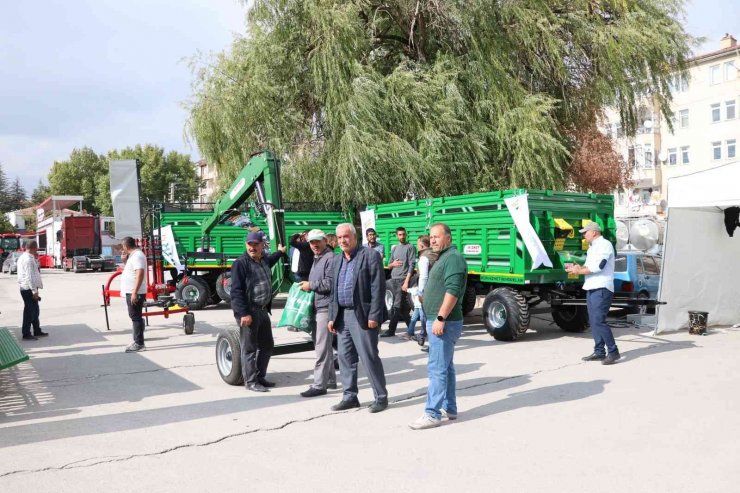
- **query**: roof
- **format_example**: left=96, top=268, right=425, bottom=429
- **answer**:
left=36, top=195, right=84, bottom=213
left=689, top=44, right=739, bottom=64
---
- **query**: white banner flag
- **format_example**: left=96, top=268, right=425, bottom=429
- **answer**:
left=504, top=194, right=553, bottom=271
left=360, top=209, right=376, bottom=245
left=159, top=225, right=185, bottom=273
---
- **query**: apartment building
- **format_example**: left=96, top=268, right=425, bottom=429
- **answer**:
left=195, top=159, right=219, bottom=208
left=604, top=34, right=739, bottom=216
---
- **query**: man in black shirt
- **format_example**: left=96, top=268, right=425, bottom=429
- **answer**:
left=230, top=231, right=286, bottom=392
left=289, top=230, right=313, bottom=282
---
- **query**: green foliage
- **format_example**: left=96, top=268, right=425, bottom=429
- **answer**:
left=188, top=0, right=692, bottom=207
left=30, top=180, right=51, bottom=206
left=0, top=162, right=10, bottom=212
left=0, top=213, right=14, bottom=232
left=48, top=145, right=199, bottom=216
left=48, top=147, right=107, bottom=213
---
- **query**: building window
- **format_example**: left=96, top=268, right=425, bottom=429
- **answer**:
left=668, top=148, right=677, bottom=165
left=726, top=100, right=736, bottom=120
left=725, top=61, right=737, bottom=81
left=616, top=123, right=623, bottom=138
left=710, top=64, right=721, bottom=84
left=712, top=141, right=722, bottom=160
left=681, top=146, right=690, bottom=165
left=711, top=103, right=721, bottom=123
left=679, top=109, right=689, bottom=128
left=644, top=144, right=653, bottom=168
left=728, top=139, right=737, bottom=159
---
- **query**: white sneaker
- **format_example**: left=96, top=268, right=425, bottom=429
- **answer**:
left=409, top=414, right=441, bottom=430
left=441, top=409, right=458, bottom=420
left=125, top=343, right=146, bottom=353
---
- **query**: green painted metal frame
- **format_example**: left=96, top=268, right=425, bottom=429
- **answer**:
left=368, top=189, right=615, bottom=287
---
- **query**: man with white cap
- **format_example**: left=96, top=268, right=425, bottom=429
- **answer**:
left=299, top=229, right=337, bottom=397
left=565, top=221, right=620, bottom=365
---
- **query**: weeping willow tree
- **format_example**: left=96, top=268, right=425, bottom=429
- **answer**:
left=187, top=0, right=692, bottom=208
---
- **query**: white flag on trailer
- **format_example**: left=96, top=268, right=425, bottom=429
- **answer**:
left=504, top=194, right=553, bottom=270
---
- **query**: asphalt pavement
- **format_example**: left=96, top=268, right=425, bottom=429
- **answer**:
left=1, top=269, right=738, bottom=492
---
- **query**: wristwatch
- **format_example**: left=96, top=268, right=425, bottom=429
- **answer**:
left=436, top=315, right=446, bottom=322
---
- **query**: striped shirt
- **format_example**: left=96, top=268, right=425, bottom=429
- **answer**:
left=17, top=252, right=43, bottom=293
left=337, top=249, right=358, bottom=308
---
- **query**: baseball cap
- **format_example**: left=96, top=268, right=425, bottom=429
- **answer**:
left=307, top=229, right=326, bottom=241
left=246, top=231, right=265, bottom=244
left=578, top=222, right=601, bottom=234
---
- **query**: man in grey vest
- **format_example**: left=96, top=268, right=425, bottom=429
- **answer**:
left=299, top=229, right=337, bottom=397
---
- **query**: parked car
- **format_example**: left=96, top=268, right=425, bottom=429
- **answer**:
left=614, top=250, right=662, bottom=314
left=2, top=251, right=23, bottom=275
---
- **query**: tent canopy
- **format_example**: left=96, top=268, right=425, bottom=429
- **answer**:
left=656, top=162, right=740, bottom=333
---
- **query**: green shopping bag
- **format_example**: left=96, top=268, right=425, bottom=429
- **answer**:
left=277, top=283, right=316, bottom=333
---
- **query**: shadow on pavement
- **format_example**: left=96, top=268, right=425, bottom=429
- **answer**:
left=0, top=324, right=201, bottom=429
left=460, top=379, right=610, bottom=423
left=0, top=394, right=298, bottom=448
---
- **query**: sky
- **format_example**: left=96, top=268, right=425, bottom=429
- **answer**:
left=0, top=0, right=738, bottom=196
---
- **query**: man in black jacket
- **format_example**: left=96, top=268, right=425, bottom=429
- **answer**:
left=230, top=231, right=286, bottom=392
left=328, top=223, right=389, bottom=413
left=289, top=230, right=313, bottom=282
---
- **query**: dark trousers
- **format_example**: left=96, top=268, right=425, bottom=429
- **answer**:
left=387, top=278, right=411, bottom=333
left=20, top=289, right=41, bottom=337
left=126, top=294, right=146, bottom=345
left=238, top=309, right=274, bottom=386
left=336, top=308, right=388, bottom=402
left=587, top=288, right=618, bottom=355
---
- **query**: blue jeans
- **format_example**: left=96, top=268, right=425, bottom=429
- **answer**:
left=425, top=319, right=463, bottom=420
left=587, top=288, right=618, bottom=356
left=407, top=307, right=426, bottom=336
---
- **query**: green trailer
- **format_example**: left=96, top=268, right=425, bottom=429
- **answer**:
left=367, top=189, right=616, bottom=341
left=157, top=205, right=351, bottom=310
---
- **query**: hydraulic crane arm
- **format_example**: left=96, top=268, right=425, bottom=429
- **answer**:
left=200, top=151, right=285, bottom=246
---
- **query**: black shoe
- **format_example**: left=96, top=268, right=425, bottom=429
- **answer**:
left=258, top=378, right=276, bottom=388
left=421, top=346, right=429, bottom=353
left=327, top=382, right=338, bottom=390
left=417, top=332, right=426, bottom=346
left=34, top=331, right=49, bottom=337
left=247, top=383, right=269, bottom=392
left=22, top=335, right=38, bottom=341
left=331, top=399, right=360, bottom=411
left=380, top=330, right=395, bottom=338
left=602, top=352, right=621, bottom=365
left=334, top=357, right=339, bottom=370
left=368, top=399, right=388, bottom=413
left=301, top=387, right=327, bottom=398
left=581, top=353, right=606, bottom=361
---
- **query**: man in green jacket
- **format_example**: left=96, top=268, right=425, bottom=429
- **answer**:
left=410, top=223, right=467, bottom=430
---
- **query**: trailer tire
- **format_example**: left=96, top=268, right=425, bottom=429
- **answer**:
left=215, top=272, right=232, bottom=304
left=183, top=313, right=195, bottom=335
left=462, top=285, right=477, bottom=316
left=483, top=288, right=530, bottom=341
left=216, top=327, right=243, bottom=386
left=176, top=275, right=210, bottom=310
left=551, top=305, right=589, bottom=332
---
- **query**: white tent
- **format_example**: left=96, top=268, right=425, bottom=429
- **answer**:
left=656, top=162, right=740, bottom=333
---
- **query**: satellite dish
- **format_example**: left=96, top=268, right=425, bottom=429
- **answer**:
left=616, top=220, right=629, bottom=250
left=658, top=151, right=668, bottom=162
left=629, top=218, right=661, bottom=251
left=643, top=120, right=653, bottom=129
